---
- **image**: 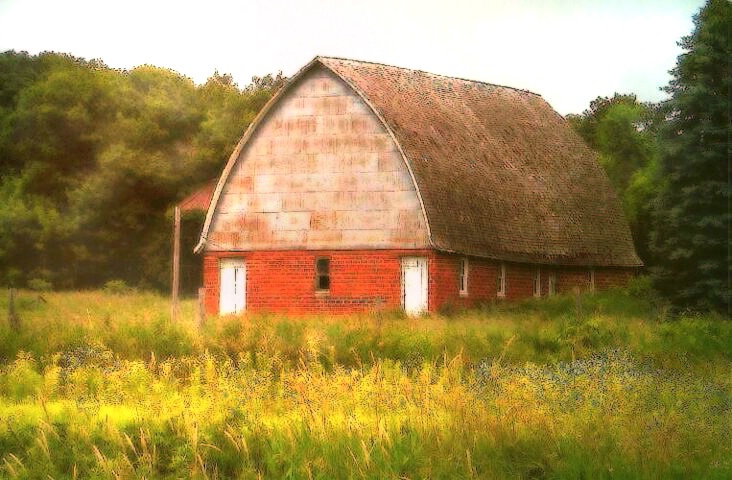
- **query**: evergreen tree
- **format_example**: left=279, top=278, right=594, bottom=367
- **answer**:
left=651, top=0, right=732, bottom=314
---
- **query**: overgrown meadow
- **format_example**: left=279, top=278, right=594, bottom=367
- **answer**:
left=0, top=287, right=729, bottom=479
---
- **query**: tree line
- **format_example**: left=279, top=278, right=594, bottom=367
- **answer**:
left=0, top=51, right=284, bottom=292
left=567, top=0, right=730, bottom=315
left=0, top=0, right=729, bottom=314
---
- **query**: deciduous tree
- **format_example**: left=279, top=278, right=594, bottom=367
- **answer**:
left=567, top=94, right=662, bottom=264
left=0, top=51, right=283, bottom=290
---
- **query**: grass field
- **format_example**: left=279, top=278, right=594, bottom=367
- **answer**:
left=0, top=288, right=730, bottom=479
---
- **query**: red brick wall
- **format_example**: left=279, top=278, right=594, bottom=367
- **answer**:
left=504, top=263, right=535, bottom=300
left=202, top=249, right=637, bottom=315
left=429, top=253, right=500, bottom=309
left=596, top=268, right=636, bottom=290
left=556, top=267, right=593, bottom=294
left=500, top=264, right=635, bottom=300
left=204, top=249, right=431, bottom=315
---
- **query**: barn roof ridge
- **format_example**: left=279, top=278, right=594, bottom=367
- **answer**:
left=315, top=55, right=542, bottom=98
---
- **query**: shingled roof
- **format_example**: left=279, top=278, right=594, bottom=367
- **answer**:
left=198, top=56, right=641, bottom=267
left=178, top=179, right=216, bottom=213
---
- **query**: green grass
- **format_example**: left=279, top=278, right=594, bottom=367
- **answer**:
left=0, top=288, right=729, bottom=479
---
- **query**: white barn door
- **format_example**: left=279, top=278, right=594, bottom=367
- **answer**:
left=219, top=258, right=246, bottom=315
left=401, top=257, right=428, bottom=315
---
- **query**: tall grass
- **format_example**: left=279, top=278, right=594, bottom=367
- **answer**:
left=1, top=289, right=729, bottom=367
left=0, top=288, right=729, bottom=478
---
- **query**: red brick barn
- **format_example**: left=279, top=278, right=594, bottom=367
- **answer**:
left=195, top=57, right=641, bottom=315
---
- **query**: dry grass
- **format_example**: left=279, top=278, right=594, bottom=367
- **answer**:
left=0, top=288, right=729, bottom=478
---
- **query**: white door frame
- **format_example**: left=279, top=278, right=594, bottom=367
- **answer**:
left=401, top=256, right=428, bottom=316
left=219, top=257, right=246, bottom=315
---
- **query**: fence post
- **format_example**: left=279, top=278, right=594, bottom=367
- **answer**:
left=574, top=287, right=583, bottom=322
left=8, top=288, right=20, bottom=331
left=197, top=287, right=206, bottom=328
left=171, top=206, right=181, bottom=322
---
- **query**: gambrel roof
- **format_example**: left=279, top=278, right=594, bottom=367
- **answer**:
left=197, top=56, right=641, bottom=267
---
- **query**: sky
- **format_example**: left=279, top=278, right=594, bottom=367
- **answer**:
left=0, top=0, right=706, bottom=114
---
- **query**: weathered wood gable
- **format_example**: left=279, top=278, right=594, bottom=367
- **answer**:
left=206, top=66, right=429, bottom=251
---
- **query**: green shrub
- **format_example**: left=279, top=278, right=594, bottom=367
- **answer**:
left=103, top=279, right=132, bottom=294
left=27, top=278, right=53, bottom=292
left=0, top=352, right=43, bottom=399
left=627, top=274, right=654, bottom=299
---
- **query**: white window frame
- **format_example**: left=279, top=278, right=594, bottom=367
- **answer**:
left=548, top=272, right=556, bottom=296
left=497, top=263, right=506, bottom=297
left=588, top=268, right=596, bottom=293
left=459, top=257, right=469, bottom=297
left=533, top=267, right=541, bottom=298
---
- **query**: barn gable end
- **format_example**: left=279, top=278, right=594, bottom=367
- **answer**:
left=205, top=65, right=429, bottom=251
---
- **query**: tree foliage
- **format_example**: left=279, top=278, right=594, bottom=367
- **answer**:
left=567, top=94, right=662, bottom=264
left=0, top=51, right=282, bottom=290
left=650, top=0, right=731, bottom=314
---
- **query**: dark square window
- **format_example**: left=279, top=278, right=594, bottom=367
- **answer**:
left=316, top=258, right=330, bottom=291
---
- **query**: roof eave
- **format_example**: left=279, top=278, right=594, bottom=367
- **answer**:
left=432, top=242, right=644, bottom=267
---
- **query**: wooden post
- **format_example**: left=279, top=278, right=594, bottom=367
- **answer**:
left=8, top=288, right=19, bottom=331
left=197, top=287, right=206, bottom=327
left=171, top=206, right=181, bottom=322
left=574, top=286, right=582, bottom=322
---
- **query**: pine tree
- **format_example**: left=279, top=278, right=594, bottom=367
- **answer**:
left=651, top=0, right=732, bottom=314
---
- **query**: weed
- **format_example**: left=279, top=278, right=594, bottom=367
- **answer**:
left=0, top=289, right=728, bottom=478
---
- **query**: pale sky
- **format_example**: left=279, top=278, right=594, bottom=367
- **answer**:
left=0, top=0, right=705, bottom=114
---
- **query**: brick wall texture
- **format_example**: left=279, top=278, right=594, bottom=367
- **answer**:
left=203, top=249, right=635, bottom=315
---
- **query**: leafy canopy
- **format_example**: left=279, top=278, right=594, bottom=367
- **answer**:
left=0, top=50, right=283, bottom=290
left=567, top=94, right=662, bottom=264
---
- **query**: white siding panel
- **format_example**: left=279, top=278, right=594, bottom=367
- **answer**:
left=206, top=66, right=429, bottom=252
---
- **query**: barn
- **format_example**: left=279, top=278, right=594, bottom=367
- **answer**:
left=194, top=56, right=641, bottom=316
